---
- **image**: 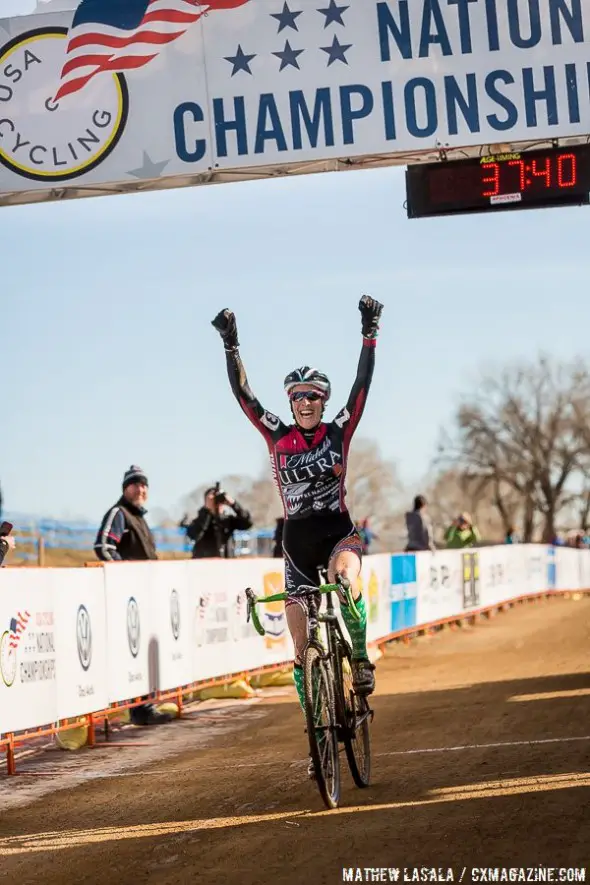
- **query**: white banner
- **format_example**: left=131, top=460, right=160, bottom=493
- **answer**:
left=149, top=561, right=193, bottom=693
left=103, top=562, right=156, bottom=701
left=554, top=546, right=583, bottom=591
left=190, top=558, right=288, bottom=679
left=0, top=569, right=57, bottom=733
left=358, top=553, right=391, bottom=644
left=415, top=550, right=464, bottom=623
left=477, top=545, right=514, bottom=608
left=1, top=2, right=589, bottom=206
left=1, top=546, right=589, bottom=736
left=52, top=567, right=108, bottom=720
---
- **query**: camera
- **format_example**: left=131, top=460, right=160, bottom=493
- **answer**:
left=214, top=483, right=226, bottom=505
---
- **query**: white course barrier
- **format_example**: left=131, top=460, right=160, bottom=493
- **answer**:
left=1, top=545, right=588, bottom=737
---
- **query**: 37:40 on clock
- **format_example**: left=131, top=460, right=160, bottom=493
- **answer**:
left=405, top=144, right=590, bottom=218
left=481, top=152, right=578, bottom=197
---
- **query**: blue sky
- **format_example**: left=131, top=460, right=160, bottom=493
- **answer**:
left=2, top=1, right=590, bottom=522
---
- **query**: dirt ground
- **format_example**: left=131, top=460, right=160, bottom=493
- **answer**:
left=0, top=595, right=588, bottom=885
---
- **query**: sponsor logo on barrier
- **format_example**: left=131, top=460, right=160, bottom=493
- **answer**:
left=368, top=570, right=380, bottom=622
left=262, top=572, right=286, bottom=650
left=170, top=589, right=180, bottom=641
left=194, top=594, right=209, bottom=648
left=355, top=571, right=379, bottom=623
left=487, top=561, right=507, bottom=588
left=0, top=610, right=30, bottom=688
left=429, top=564, right=452, bottom=590
left=76, top=604, right=92, bottom=671
left=126, top=597, right=140, bottom=658
left=462, top=552, right=481, bottom=609
left=0, top=28, right=128, bottom=183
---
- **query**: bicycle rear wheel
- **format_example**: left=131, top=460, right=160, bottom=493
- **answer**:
left=303, top=645, right=340, bottom=809
left=337, top=644, right=371, bottom=788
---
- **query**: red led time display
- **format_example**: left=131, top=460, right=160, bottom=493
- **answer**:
left=480, top=153, right=577, bottom=198
left=405, top=145, right=590, bottom=219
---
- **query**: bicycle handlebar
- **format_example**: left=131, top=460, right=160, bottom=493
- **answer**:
left=244, top=577, right=361, bottom=638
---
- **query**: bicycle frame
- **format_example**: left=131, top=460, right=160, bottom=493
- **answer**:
left=305, top=587, right=351, bottom=662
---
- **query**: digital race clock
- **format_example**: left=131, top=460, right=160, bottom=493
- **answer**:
left=405, top=144, right=590, bottom=219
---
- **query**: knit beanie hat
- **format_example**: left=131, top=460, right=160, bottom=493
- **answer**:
left=122, top=465, right=148, bottom=490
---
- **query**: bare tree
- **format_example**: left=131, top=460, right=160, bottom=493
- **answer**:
left=439, top=355, right=590, bottom=542
left=422, top=467, right=519, bottom=543
left=346, top=437, right=405, bottom=551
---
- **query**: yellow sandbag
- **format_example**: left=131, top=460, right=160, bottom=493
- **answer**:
left=251, top=669, right=294, bottom=688
left=198, top=678, right=255, bottom=700
left=156, top=702, right=179, bottom=718
left=368, top=646, right=383, bottom=665
left=104, top=707, right=130, bottom=724
left=56, top=721, right=88, bottom=751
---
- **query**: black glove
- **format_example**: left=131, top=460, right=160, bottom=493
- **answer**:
left=211, top=309, right=239, bottom=350
left=359, top=295, right=383, bottom=339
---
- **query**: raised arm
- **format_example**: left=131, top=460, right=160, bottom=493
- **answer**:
left=211, top=309, right=287, bottom=440
left=334, top=296, right=383, bottom=437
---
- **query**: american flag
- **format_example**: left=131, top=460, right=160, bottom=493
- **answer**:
left=8, top=611, right=31, bottom=651
left=54, top=0, right=250, bottom=102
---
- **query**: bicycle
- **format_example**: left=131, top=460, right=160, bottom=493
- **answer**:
left=244, top=572, right=374, bottom=810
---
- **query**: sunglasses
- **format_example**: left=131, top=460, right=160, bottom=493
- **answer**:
left=290, top=390, right=324, bottom=402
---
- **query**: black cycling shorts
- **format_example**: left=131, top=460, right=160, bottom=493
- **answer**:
left=281, top=511, right=363, bottom=606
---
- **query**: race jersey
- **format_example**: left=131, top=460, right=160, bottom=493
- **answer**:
left=225, top=337, right=376, bottom=520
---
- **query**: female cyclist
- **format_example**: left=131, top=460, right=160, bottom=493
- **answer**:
left=212, top=296, right=383, bottom=762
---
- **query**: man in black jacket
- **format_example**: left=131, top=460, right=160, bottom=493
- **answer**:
left=182, top=486, right=252, bottom=558
left=94, top=466, right=172, bottom=726
left=94, top=465, right=158, bottom=562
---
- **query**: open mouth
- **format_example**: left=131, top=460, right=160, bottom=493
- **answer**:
left=299, top=409, right=315, bottom=418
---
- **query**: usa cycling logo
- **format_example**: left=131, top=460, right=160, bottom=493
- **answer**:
left=170, top=590, right=180, bottom=641
left=0, top=27, right=128, bottom=183
left=76, top=604, right=92, bottom=672
left=0, top=610, right=30, bottom=687
left=127, top=597, right=140, bottom=658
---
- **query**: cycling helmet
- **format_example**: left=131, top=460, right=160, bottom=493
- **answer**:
left=284, top=366, right=331, bottom=401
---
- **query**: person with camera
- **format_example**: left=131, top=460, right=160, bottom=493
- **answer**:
left=445, top=512, right=481, bottom=549
left=183, top=485, right=253, bottom=559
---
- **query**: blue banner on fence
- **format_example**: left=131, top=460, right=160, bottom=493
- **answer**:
left=547, top=546, right=556, bottom=590
left=390, top=554, right=417, bottom=633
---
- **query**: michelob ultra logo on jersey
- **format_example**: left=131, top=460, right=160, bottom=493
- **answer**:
left=0, top=28, right=128, bottom=182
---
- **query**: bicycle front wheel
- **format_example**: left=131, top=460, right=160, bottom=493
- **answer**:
left=303, top=645, right=340, bottom=809
left=338, top=645, right=371, bottom=788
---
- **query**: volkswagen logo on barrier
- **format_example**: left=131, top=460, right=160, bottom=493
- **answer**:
left=76, top=604, right=92, bottom=671
left=127, top=596, right=140, bottom=658
left=170, top=589, right=180, bottom=641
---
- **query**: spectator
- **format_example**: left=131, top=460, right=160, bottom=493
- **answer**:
left=405, top=495, right=436, bottom=552
left=505, top=526, right=519, bottom=544
left=273, top=517, right=284, bottom=558
left=94, top=465, right=172, bottom=727
left=183, top=485, right=252, bottom=559
left=0, top=533, right=15, bottom=567
left=357, top=517, right=378, bottom=555
left=94, top=466, right=159, bottom=562
left=445, top=512, right=480, bottom=549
